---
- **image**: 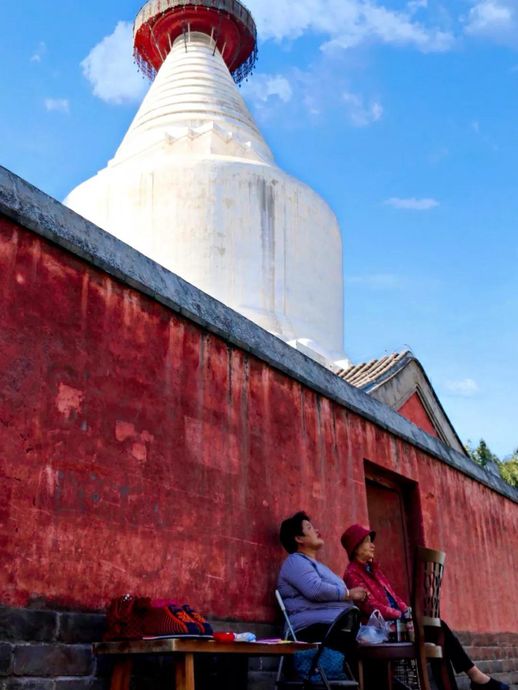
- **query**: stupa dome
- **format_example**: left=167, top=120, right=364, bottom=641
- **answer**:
left=65, top=1, right=348, bottom=367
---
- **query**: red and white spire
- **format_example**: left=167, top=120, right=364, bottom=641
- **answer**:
left=113, top=31, right=272, bottom=165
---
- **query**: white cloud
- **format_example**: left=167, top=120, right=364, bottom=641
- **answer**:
left=81, top=21, right=148, bottom=105
left=245, top=0, right=454, bottom=53
left=342, top=90, right=383, bottom=126
left=31, top=42, right=47, bottom=63
left=243, top=63, right=383, bottom=127
left=407, top=0, right=428, bottom=14
left=444, top=378, right=480, bottom=397
left=241, top=74, right=293, bottom=106
left=322, top=4, right=453, bottom=53
left=465, top=0, right=518, bottom=45
left=44, top=98, right=70, bottom=114
left=466, top=1, right=512, bottom=32
left=384, top=197, right=439, bottom=210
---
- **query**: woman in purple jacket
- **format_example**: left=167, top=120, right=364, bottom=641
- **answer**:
left=277, top=511, right=368, bottom=641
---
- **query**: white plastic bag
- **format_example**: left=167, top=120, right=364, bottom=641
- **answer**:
left=356, top=609, right=390, bottom=644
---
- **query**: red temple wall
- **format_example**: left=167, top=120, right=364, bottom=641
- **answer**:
left=0, top=216, right=516, bottom=634
left=397, top=392, right=439, bottom=438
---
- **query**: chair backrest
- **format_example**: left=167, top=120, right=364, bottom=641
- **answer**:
left=412, top=546, right=446, bottom=629
left=320, top=607, right=360, bottom=652
left=275, top=589, right=298, bottom=641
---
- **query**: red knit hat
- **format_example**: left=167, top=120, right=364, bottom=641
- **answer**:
left=341, top=524, right=376, bottom=560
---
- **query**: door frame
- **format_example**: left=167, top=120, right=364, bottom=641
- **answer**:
left=364, top=460, right=424, bottom=597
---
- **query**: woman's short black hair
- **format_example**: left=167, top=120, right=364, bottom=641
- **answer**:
left=279, top=511, right=310, bottom=554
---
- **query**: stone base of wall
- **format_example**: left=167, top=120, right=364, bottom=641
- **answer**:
left=453, top=632, right=518, bottom=690
left=0, top=606, right=104, bottom=690
left=0, top=605, right=279, bottom=690
left=1, top=606, right=517, bottom=690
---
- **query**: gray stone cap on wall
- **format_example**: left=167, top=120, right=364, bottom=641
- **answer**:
left=0, top=164, right=516, bottom=504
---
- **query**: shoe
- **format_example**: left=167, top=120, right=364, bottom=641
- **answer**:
left=182, top=604, right=213, bottom=635
left=470, top=679, right=510, bottom=690
left=168, top=605, right=202, bottom=634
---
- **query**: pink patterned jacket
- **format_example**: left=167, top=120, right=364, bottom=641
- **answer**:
left=344, top=560, right=408, bottom=622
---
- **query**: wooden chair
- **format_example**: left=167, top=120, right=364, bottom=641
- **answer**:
left=413, top=546, right=453, bottom=690
left=354, top=546, right=453, bottom=690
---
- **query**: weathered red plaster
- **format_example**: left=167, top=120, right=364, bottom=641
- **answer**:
left=56, top=383, right=85, bottom=420
left=0, top=216, right=517, bottom=634
left=398, top=392, right=439, bottom=438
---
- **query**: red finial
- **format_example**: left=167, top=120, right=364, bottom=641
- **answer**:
left=133, top=0, right=258, bottom=84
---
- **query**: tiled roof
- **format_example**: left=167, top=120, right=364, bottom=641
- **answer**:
left=337, top=350, right=411, bottom=390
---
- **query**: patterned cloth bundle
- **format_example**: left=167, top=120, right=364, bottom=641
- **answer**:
left=104, top=595, right=213, bottom=640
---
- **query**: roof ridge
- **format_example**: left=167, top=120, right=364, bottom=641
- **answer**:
left=339, top=350, right=410, bottom=388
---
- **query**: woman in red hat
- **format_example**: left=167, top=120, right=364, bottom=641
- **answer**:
left=341, top=524, right=508, bottom=690
left=341, top=524, right=406, bottom=622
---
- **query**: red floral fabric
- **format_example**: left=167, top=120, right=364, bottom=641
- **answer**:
left=344, top=560, right=408, bottom=622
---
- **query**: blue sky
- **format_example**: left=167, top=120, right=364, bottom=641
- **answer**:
left=1, top=0, right=517, bottom=457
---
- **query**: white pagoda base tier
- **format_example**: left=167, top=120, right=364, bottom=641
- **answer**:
left=65, top=32, right=349, bottom=368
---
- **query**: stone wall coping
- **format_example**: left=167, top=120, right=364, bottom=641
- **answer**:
left=0, top=164, right=516, bottom=504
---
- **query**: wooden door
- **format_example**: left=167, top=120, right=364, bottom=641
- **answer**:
left=366, top=479, right=412, bottom=604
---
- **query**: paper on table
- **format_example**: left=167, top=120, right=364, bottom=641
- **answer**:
left=253, top=639, right=311, bottom=645
left=142, top=634, right=214, bottom=640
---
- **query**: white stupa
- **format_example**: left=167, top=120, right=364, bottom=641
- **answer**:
left=65, top=0, right=349, bottom=369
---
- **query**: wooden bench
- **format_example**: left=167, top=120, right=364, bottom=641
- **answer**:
left=94, top=638, right=318, bottom=690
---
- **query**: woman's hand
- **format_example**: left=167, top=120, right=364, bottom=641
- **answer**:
left=345, top=587, right=369, bottom=603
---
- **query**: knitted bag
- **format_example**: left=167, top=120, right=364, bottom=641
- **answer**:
left=104, top=595, right=213, bottom=640
left=293, top=647, right=347, bottom=683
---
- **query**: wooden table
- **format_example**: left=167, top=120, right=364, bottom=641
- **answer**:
left=94, top=638, right=318, bottom=690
